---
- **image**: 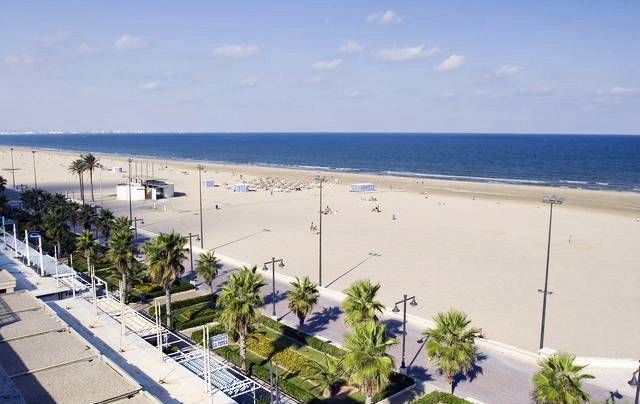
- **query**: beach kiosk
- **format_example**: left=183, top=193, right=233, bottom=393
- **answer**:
left=116, top=183, right=146, bottom=201
left=112, top=166, right=124, bottom=174
left=234, top=183, right=249, bottom=193
left=202, top=179, right=215, bottom=188
left=351, top=183, right=375, bottom=192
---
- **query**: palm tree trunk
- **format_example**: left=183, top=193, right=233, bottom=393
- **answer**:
left=86, top=255, right=90, bottom=273
left=298, top=313, right=304, bottom=330
left=89, top=169, right=95, bottom=202
left=79, top=174, right=85, bottom=204
left=239, top=325, right=247, bottom=371
left=210, top=280, right=215, bottom=301
left=449, top=375, right=455, bottom=394
left=122, top=272, right=128, bottom=304
left=165, top=287, right=172, bottom=328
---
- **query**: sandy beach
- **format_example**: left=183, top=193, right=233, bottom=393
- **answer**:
left=2, top=145, right=639, bottom=358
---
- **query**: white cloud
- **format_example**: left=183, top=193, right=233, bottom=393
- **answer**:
left=607, top=86, right=639, bottom=96
left=496, top=64, right=522, bottom=77
left=213, top=44, right=259, bottom=59
left=312, top=59, right=343, bottom=71
left=139, top=81, right=160, bottom=91
left=114, top=35, right=147, bottom=51
left=78, top=42, right=97, bottom=54
left=4, top=54, right=34, bottom=65
left=344, top=90, right=369, bottom=99
left=340, top=40, right=364, bottom=54
left=435, top=54, right=465, bottom=72
left=522, top=85, right=552, bottom=95
left=376, top=45, right=438, bottom=62
left=367, top=10, right=402, bottom=25
left=239, top=77, right=257, bottom=87
left=43, top=31, right=71, bottom=46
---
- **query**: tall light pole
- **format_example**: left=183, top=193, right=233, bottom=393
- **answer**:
left=538, top=195, right=564, bottom=350
left=31, top=150, right=37, bottom=189
left=263, top=257, right=285, bottom=319
left=197, top=164, right=204, bottom=248
left=128, top=158, right=133, bottom=221
left=131, top=217, right=144, bottom=242
left=629, top=360, right=640, bottom=404
left=9, top=148, right=16, bottom=188
left=316, top=176, right=325, bottom=286
left=186, top=232, right=201, bottom=277
left=392, top=294, right=418, bottom=371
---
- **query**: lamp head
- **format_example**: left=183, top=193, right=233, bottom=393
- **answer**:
left=410, top=297, right=418, bottom=307
left=392, top=304, right=400, bottom=313
left=278, top=260, right=285, bottom=268
left=262, top=263, right=269, bottom=271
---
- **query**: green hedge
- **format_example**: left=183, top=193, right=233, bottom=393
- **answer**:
left=372, top=371, right=415, bottom=402
left=412, top=391, right=471, bottom=404
left=149, top=293, right=216, bottom=315
left=175, top=314, right=219, bottom=330
left=215, top=345, right=318, bottom=403
left=259, top=316, right=345, bottom=358
left=128, top=281, right=195, bottom=302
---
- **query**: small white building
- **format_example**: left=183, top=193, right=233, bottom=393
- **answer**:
left=202, top=179, right=215, bottom=188
left=116, top=183, right=146, bottom=201
left=351, top=183, right=375, bottom=192
left=144, top=180, right=175, bottom=200
left=234, top=183, right=249, bottom=193
left=112, top=167, right=124, bottom=174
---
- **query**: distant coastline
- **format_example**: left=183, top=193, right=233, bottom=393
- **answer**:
left=1, top=133, right=639, bottom=192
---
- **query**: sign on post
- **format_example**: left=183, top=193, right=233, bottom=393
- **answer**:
left=28, top=231, right=40, bottom=238
left=210, top=333, right=229, bottom=349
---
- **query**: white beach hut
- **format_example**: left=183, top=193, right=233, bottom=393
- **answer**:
left=112, top=167, right=124, bottom=174
left=234, top=183, right=249, bottom=193
left=202, top=179, right=215, bottom=188
left=351, top=183, right=375, bottom=192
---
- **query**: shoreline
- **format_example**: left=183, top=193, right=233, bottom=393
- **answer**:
left=2, top=144, right=639, bottom=358
left=5, top=145, right=640, bottom=214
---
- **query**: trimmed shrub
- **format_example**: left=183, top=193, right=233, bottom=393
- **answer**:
left=372, top=371, right=415, bottom=402
left=412, top=391, right=471, bottom=404
left=149, top=293, right=216, bottom=315
left=175, top=314, right=219, bottom=330
left=129, top=280, right=194, bottom=302
left=246, top=333, right=316, bottom=378
left=259, top=316, right=345, bottom=358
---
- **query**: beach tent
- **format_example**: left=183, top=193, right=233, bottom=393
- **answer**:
left=202, top=179, right=215, bottom=188
left=234, top=183, right=249, bottom=193
left=351, top=183, right=375, bottom=192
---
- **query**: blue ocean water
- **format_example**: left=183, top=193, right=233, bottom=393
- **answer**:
left=0, top=133, right=639, bottom=191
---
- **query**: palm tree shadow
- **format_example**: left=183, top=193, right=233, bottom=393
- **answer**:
left=303, top=306, right=342, bottom=334
left=452, top=352, right=487, bottom=390
left=262, top=289, right=289, bottom=307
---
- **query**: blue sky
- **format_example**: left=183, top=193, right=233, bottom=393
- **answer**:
left=1, top=1, right=638, bottom=134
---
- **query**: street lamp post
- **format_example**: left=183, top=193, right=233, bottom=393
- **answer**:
left=186, top=232, right=201, bottom=277
left=538, top=195, right=564, bottom=350
left=629, top=360, right=640, bottom=404
left=31, top=150, right=37, bottom=189
left=10, top=148, right=16, bottom=188
left=128, top=158, right=133, bottom=221
left=263, top=257, right=285, bottom=319
left=316, top=176, right=325, bottom=286
left=197, top=165, right=204, bottom=249
left=392, top=294, right=418, bottom=371
left=131, top=217, right=144, bottom=242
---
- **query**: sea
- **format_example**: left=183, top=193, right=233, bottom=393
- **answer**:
left=0, top=133, right=639, bottom=192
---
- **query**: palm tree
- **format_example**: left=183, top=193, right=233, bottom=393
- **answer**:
left=0, top=175, right=6, bottom=194
left=77, top=204, right=95, bottom=231
left=108, top=227, right=135, bottom=303
left=95, top=208, right=115, bottom=241
left=68, top=159, right=86, bottom=204
left=308, top=354, right=344, bottom=398
left=195, top=251, right=222, bottom=300
left=75, top=230, right=97, bottom=272
left=342, top=279, right=385, bottom=326
left=43, top=205, right=70, bottom=257
left=217, top=266, right=265, bottom=371
left=144, top=231, right=186, bottom=328
left=343, top=321, right=397, bottom=404
left=82, top=153, right=99, bottom=202
left=423, top=309, right=480, bottom=394
left=112, top=216, right=131, bottom=234
left=288, top=276, right=319, bottom=329
left=532, top=352, right=594, bottom=404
